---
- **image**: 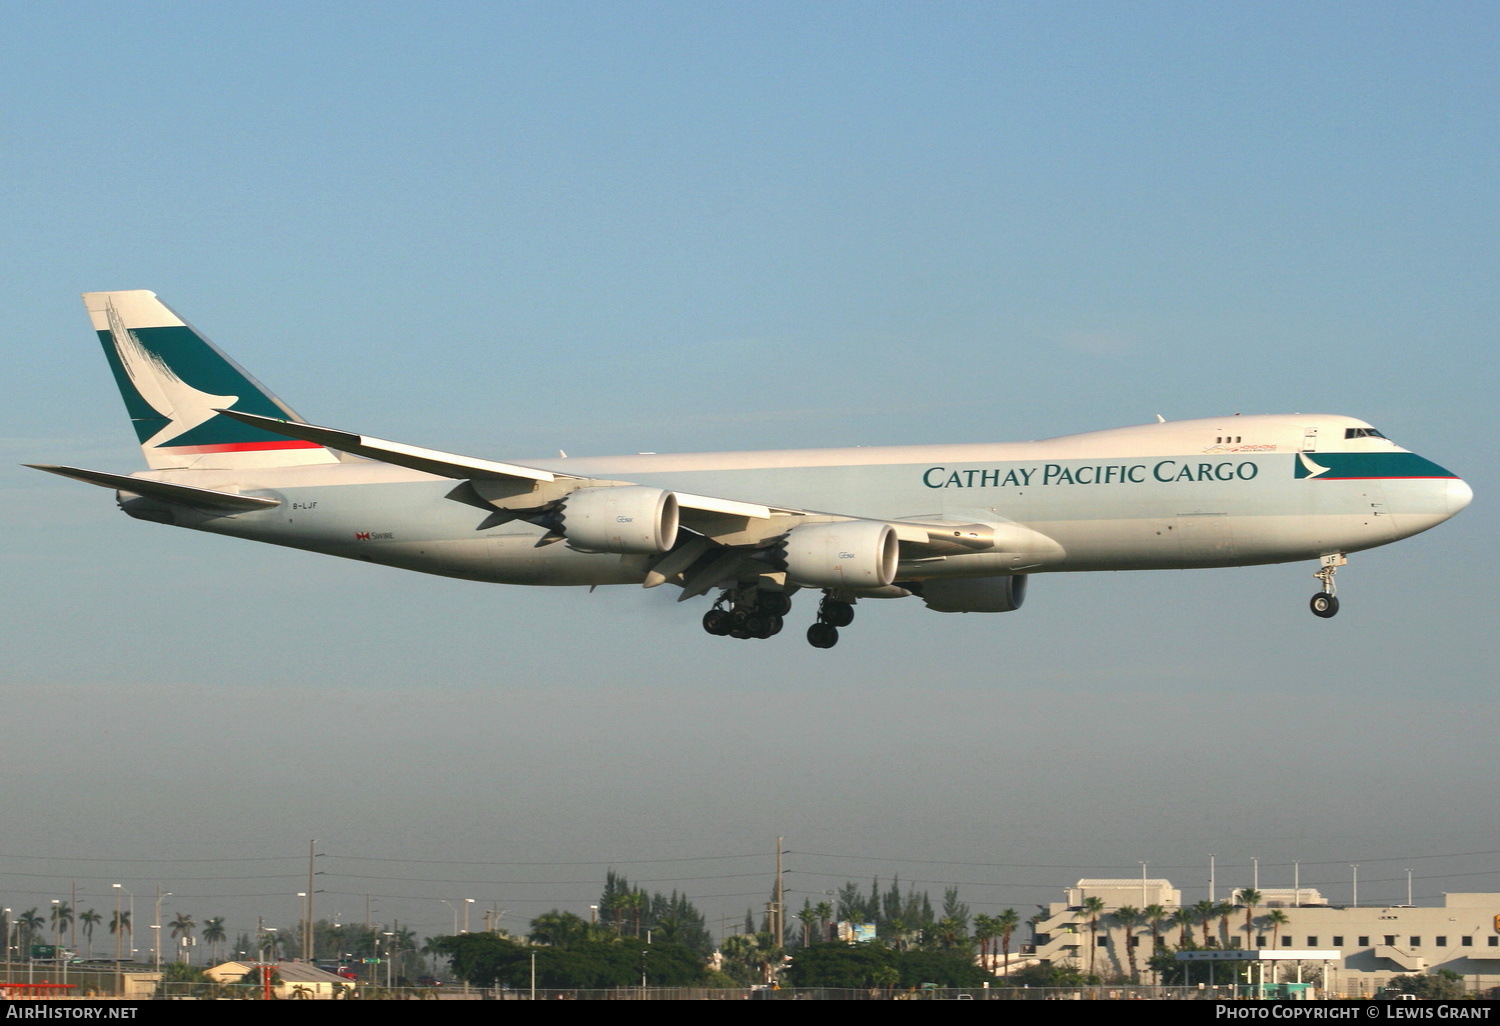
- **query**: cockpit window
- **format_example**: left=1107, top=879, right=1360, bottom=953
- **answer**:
left=1345, top=428, right=1386, bottom=439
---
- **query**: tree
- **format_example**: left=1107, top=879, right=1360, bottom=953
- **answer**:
left=1076, top=896, right=1107, bottom=974
left=528, top=910, right=589, bottom=948
left=202, top=917, right=226, bottom=964
left=259, top=927, right=283, bottom=960
left=972, top=914, right=996, bottom=973
left=1214, top=901, right=1236, bottom=947
left=1007, top=961, right=1097, bottom=988
left=79, top=910, right=103, bottom=959
left=1236, top=889, right=1262, bottom=950
left=1170, top=907, right=1194, bottom=948
left=1191, top=900, right=1217, bottom=947
left=1111, top=905, right=1143, bottom=981
left=1143, top=904, right=1169, bottom=952
left=783, top=943, right=895, bottom=988
left=438, top=933, right=707, bottom=990
left=795, top=903, right=817, bottom=948
left=813, top=901, right=833, bottom=944
left=995, top=908, right=1020, bottom=978
left=1262, top=909, right=1290, bottom=949
left=1385, top=970, right=1465, bottom=1000
left=17, top=910, right=46, bottom=956
left=719, top=934, right=762, bottom=986
left=49, top=902, right=73, bottom=947
left=168, top=913, right=195, bottom=963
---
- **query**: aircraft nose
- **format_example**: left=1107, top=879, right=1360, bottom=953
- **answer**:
left=1447, top=476, right=1473, bottom=515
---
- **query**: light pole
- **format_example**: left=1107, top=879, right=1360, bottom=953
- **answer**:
left=154, top=890, right=171, bottom=969
left=463, top=898, right=474, bottom=934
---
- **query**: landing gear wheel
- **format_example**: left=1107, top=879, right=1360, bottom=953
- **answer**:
left=702, top=609, right=731, bottom=636
left=1310, top=593, right=1340, bottom=618
left=821, top=600, right=854, bottom=628
left=760, top=593, right=792, bottom=617
left=757, top=615, right=783, bottom=639
left=807, top=622, right=839, bottom=648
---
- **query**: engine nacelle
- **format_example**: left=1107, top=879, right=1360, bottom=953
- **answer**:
left=561, top=486, right=679, bottom=554
left=919, top=575, right=1028, bottom=613
left=783, top=521, right=898, bottom=589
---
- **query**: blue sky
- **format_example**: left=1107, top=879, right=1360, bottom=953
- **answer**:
left=2, top=1, right=1495, bottom=945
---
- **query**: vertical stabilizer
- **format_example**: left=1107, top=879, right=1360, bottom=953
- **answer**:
left=84, top=290, right=343, bottom=469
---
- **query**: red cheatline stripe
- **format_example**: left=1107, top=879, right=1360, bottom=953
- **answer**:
left=155, top=440, right=325, bottom=454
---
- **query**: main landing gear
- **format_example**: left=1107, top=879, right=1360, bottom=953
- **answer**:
left=1309, top=553, right=1346, bottom=619
left=702, top=588, right=791, bottom=640
left=806, top=593, right=855, bottom=649
left=700, top=588, right=857, bottom=648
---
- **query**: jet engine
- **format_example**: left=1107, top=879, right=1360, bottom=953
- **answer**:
left=783, top=521, right=898, bottom=589
left=918, top=575, right=1028, bottom=613
left=560, top=486, right=679, bottom=554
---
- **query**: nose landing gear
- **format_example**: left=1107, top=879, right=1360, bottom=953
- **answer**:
left=1310, top=553, right=1346, bottom=618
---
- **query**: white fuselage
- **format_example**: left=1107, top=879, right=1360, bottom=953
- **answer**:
left=119, top=413, right=1470, bottom=589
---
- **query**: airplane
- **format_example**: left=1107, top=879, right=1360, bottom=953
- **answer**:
left=30, top=290, right=1472, bottom=648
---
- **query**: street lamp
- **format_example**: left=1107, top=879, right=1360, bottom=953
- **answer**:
left=154, top=891, right=171, bottom=969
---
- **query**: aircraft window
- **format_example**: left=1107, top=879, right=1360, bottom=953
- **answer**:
left=1345, top=428, right=1387, bottom=439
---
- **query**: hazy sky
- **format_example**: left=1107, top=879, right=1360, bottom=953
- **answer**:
left=3, top=1, right=1495, bottom=947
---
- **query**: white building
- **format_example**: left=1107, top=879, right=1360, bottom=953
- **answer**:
left=1029, top=880, right=1500, bottom=996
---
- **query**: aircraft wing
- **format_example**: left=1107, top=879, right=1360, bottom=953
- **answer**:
left=217, top=410, right=1037, bottom=592
left=219, top=410, right=805, bottom=522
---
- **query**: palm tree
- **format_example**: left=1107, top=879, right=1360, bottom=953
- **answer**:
left=1075, top=896, right=1107, bottom=974
left=528, top=910, right=587, bottom=947
left=795, top=904, right=816, bottom=948
left=1263, top=909, right=1290, bottom=949
left=1143, top=904, right=1169, bottom=951
left=17, top=910, right=46, bottom=958
left=109, top=910, right=131, bottom=962
left=50, top=902, right=73, bottom=949
left=629, top=890, right=647, bottom=939
left=972, top=914, right=996, bottom=973
left=1237, top=889, right=1263, bottom=950
left=995, top=908, right=1020, bottom=978
left=1111, top=905, right=1143, bottom=981
left=1191, top=900, right=1217, bottom=947
left=605, top=891, right=629, bottom=935
left=168, top=913, right=195, bottom=963
left=79, top=910, right=103, bottom=959
left=1214, top=901, right=1236, bottom=947
left=1170, top=906, right=1194, bottom=947
left=202, top=918, right=227, bottom=965
left=814, top=901, right=833, bottom=944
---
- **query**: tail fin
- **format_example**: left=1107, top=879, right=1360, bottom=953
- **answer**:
left=84, top=290, right=344, bottom=470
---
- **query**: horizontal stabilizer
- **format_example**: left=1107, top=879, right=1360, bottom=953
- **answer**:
left=26, top=465, right=280, bottom=512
